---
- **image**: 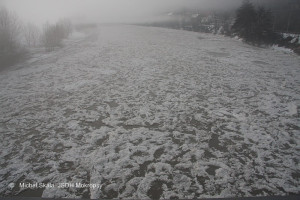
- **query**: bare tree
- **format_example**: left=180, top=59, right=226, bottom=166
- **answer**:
left=42, top=22, right=60, bottom=51
left=42, top=19, right=73, bottom=51
left=0, top=7, right=21, bottom=54
left=57, top=18, right=72, bottom=39
left=0, top=7, right=25, bottom=69
left=24, top=23, right=40, bottom=47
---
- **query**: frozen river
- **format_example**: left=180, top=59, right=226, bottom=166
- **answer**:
left=0, top=25, right=299, bottom=199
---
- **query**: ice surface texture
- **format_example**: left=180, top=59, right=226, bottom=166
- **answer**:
left=0, top=25, right=299, bottom=199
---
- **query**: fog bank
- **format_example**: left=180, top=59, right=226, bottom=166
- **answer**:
left=1, top=0, right=242, bottom=24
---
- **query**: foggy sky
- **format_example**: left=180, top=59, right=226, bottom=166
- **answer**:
left=1, top=0, right=242, bottom=25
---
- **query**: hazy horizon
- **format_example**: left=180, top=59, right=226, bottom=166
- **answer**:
left=0, top=0, right=242, bottom=25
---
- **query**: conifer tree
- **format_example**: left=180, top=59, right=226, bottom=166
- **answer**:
left=232, top=0, right=257, bottom=42
left=255, top=7, right=273, bottom=44
left=232, top=0, right=275, bottom=45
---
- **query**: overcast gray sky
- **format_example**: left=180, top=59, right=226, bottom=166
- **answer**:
left=1, top=0, right=242, bottom=25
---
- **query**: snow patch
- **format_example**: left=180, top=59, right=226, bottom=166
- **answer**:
left=287, top=103, right=298, bottom=116
left=271, top=45, right=293, bottom=53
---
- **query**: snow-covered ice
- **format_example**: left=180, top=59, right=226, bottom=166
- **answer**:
left=0, top=25, right=299, bottom=199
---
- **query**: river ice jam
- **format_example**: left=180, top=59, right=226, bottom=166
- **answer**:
left=1, top=25, right=299, bottom=199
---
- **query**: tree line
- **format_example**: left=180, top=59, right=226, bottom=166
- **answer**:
left=232, top=0, right=274, bottom=45
left=0, top=7, right=73, bottom=69
left=232, top=0, right=299, bottom=54
left=144, top=0, right=299, bottom=53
